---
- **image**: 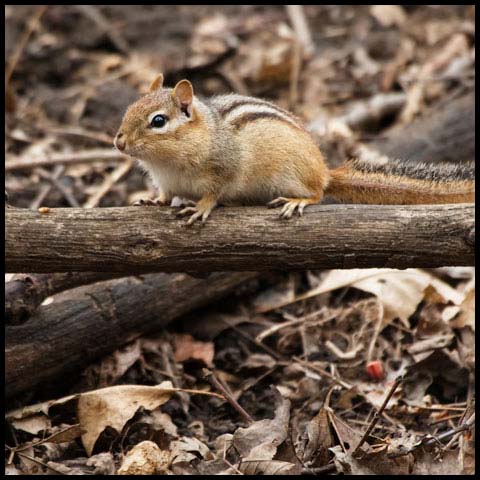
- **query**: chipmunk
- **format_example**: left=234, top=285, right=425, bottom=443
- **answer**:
left=114, top=74, right=475, bottom=225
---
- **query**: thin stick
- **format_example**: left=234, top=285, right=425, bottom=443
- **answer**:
left=47, top=126, right=113, bottom=145
left=285, top=5, right=314, bottom=56
left=5, top=6, right=48, bottom=88
left=15, top=452, right=65, bottom=475
left=76, top=5, right=130, bottom=54
left=203, top=369, right=254, bottom=425
left=388, top=412, right=475, bottom=459
left=6, top=149, right=127, bottom=171
left=83, top=159, right=133, bottom=208
left=293, top=356, right=352, bottom=389
left=30, top=165, right=65, bottom=209
left=352, top=376, right=403, bottom=456
left=37, top=167, right=80, bottom=207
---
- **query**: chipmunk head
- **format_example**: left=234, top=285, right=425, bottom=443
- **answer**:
left=114, top=74, right=197, bottom=161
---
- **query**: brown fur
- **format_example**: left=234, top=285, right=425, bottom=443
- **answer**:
left=327, top=161, right=474, bottom=204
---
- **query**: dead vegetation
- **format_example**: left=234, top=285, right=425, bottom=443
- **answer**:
left=5, top=5, right=475, bottom=475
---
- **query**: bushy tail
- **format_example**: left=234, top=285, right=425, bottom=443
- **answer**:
left=325, top=158, right=475, bottom=205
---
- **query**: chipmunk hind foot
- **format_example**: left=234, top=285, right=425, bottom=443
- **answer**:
left=268, top=195, right=322, bottom=218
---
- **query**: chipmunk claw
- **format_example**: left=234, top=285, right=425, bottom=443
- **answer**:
left=177, top=199, right=215, bottom=225
left=269, top=197, right=311, bottom=219
left=268, top=197, right=289, bottom=207
left=132, top=197, right=166, bottom=207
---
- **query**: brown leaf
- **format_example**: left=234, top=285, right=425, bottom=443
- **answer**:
left=77, top=382, right=176, bottom=456
left=239, top=459, right=297, bottom=475
left=174, top=333, right=214, bottom=367
left=412, top=448, right=463, bottom=475
left=117, top=441, right=171, bottom=475
left=233, top=390, right=290, bottom=461
left=301, top=407, right=333, bottom=466
left=331, top=444, right=411, bottom=475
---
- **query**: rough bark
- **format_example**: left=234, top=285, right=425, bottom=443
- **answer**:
left=5, top=272, right=124, bottom=325
left=5, top=203, right=475, bottom=273
left=5, top=271, right=258, bottom=399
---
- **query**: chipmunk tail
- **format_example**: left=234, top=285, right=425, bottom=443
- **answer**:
left=325, top=158, right=475, bottom=204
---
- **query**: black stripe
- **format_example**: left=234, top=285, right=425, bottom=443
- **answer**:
left=230, top=111, right=302, bottom=129
left=219, top=98, right=301, bottom=123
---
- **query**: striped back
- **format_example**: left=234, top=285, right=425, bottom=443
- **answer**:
left=207, top=94, right=305, bottom=130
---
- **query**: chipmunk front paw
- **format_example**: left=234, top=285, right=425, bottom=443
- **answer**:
left=176, top=196, right=217, bottom=225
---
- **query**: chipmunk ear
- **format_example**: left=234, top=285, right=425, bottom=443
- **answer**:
left=172, top=79, right=193, bottom=117
left=149, top=73, right=164, bottom=92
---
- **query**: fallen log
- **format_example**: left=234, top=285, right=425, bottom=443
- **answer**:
left=5, top=271, right=258, bottom=399
left=5, top=272, right=124, bottom=325
left=5, top=203, right=475, bottom=273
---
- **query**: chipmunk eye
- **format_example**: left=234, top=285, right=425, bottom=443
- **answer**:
left=150, top=114, right=168, bottom=128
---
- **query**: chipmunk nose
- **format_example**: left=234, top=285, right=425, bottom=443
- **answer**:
left=114, top=132, right=126, bottom=151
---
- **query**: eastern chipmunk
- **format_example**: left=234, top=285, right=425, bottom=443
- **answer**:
left=114, top=74, right=474, bottom=224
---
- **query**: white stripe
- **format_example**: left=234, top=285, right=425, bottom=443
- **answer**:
left=223, top=103, right=301, bottom=128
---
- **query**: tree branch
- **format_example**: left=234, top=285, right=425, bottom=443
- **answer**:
left=5, top=203, right=475, bottom=273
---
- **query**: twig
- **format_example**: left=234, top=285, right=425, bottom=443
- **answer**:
left=285, top=5, right=314, bottom=57
left=203, top=369, right=254, bottom=425
left=83, top=159, right=134, bottom=208
left=47, top=126, right=113, bottom=145
left=366, top=301, right=384, bottom=363
left=289, top=36, right=302, bottom=111
left=30, top=165, right=65, bottom=209
left=285, top=5, right=311, bottom=110
left=5, top=6, right=47, bottom=88
left=221, top=317, right=283, bottom=361
left=352, top=376, right=403, bottom=457
left=15, top=452, right=65, bottom=475
left=76, top=5, right=130, bottom=54
left=6, top=149, right=127, bottom=171
left=292, top=356, right=352, bottom=390
left=37, top=167, right=80, bottom=207
left=387, top=412, right=475, bottom=459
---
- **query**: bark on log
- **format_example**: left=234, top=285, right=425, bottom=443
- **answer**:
left=5, top=203, right=475, bottom=273
left=5, top=272, right=124, bottom=325
left=5, top=271, right=258, bottom=399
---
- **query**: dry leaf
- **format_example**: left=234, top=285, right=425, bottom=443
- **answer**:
left=78, top=382, right=176, bottom=456
left=239, top=459, right=297, bottom=475
left=444, top=279, right=475, bottom=330
left=280, top=269, right=466, bottom=328
left=174, top=333, right=214, bottom=367
left=7, top=394, right=79, bottom=426
left=9, top=414, right=51, bottom=435
left=118, top=441, right=171, bottom=475
left=412, top=448, right=463, bottom=475
left=171, top=436, right=212, bottom=465
left=331, top=444, right=411, bottom=475
left=301, top=407, right=333, bottom=466
left=232, top=392, right=290, bottom=463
